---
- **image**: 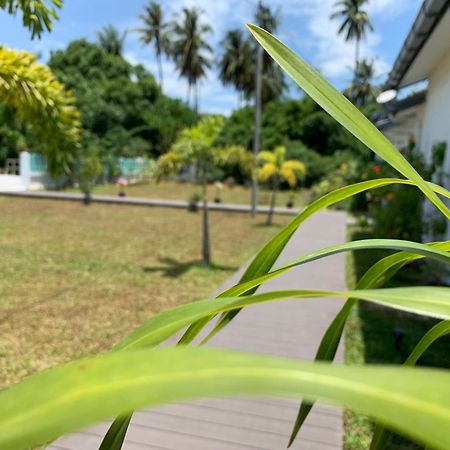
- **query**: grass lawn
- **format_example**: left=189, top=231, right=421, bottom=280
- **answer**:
left=0, top=196, right=289, bottom=387
left=67, top=180, right=311, bottom=208
left=345, top=226, right=450, bottom=450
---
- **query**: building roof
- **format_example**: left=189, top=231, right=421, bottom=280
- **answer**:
left=386, top=0, right=450, bottom=89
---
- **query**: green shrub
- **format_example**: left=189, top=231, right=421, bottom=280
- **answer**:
left=285, top=140, right=331, bottom=186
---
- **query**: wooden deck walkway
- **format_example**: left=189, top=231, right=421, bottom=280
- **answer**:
left=48, top=209, right=347, bottom=450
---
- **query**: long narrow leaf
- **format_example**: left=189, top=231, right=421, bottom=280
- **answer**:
left=370, top=320, right=450, bottom=450
left=1, top=347, right=450, bottom=450
left=106, top=181, right=450, bottom=446
left=113, top=287, right=450, bottom=352
left=182, top=180, right=450, bottom=346
left=236, top=239, right=450, bottom=296
left=98, top=414, right=131, bottom=450
left=289, top=241, right=450, bottom=445
left=246, top=24, right=450, bottom=219
left=203, top=240, right=450, bottom=343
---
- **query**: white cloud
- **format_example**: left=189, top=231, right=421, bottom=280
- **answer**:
left=367, top=0, right=416, bottom=18
left=287, top=0, right=417, bottom=84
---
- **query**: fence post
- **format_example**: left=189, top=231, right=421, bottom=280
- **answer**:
left=20, top=151, right=31, bottom=190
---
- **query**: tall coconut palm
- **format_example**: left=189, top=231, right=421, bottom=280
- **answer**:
left=345, top=58, right=376, bottom=106
left=258, top=146, right=306, bottom=225
left=331, top=0, right=373, bottom=82
left=254, top=1, right=285, bottom=103
left=250, top=1, right=284, bottom=216
left=171, top=7, right=212, bottom=113
left=97, top=25, right=127, bottom=56
left=218, top=29, right=253, bottom=105
left=137, top=1, right=171, bottom=92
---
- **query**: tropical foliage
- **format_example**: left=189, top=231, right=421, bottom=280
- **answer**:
left=97, top=25, right=127, bottom=56
left=258, top=145, right=305, bottom=224
left=218, top=3, right=286, bottom=104
left=171, top=7, right=213, bottom=112
left=0, top=0, right=63, bottom=38
left=0, top=46, right=81, bottom=175
left=331, top=0, right=373, bottom=81
left=344, top=58, right=377, bottom=106
left=0, top=24, right=449, bottom=450
left=218, top=29, right=254, bottom=103
left=137, top=1, right=171, bottom=91
left=48, top=39, right=196, bottom=177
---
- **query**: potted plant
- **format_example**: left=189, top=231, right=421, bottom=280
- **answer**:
left=116, top=177, right=127, bottom=197
left=286, top=192, right=295, bottom=208
left=214, top=181, right=223, bottom=203
left=188, top=192, right=201, bottom=212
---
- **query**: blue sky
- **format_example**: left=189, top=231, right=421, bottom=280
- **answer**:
left=0, top=0, right=422, bottom=115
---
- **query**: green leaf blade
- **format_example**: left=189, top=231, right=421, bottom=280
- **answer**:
left=289, top=241, right=450, bottom=444
left=1, top=348, right=450, bottom=450
left=370, top=320, right=450, bottom=450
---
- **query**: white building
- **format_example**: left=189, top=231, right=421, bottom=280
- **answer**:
left=382, top=0, right=450, bottom=239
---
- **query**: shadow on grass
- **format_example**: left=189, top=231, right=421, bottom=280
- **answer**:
left=252, top=222, right=285, bottom=229
left=143, top=257, right=237, bottom=278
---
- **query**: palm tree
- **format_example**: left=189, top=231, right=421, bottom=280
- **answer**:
left=254, top=2, right=286, bottom=102
left=137, top=1, right=171, bottom=91
left=258, top=146, right=305, bottom=225
left=345, top=58, right=376, bottom=106
left=250, top=1, right=284, bottom=217
left=331, top=0, right=373, bottom=82
left=171, top=7, right=213, bottom=113
left=0, top=0, right=63, bottom=38
left=218, top=29, right=253, bottom=105
left=97, top=25, right=127, bottom=56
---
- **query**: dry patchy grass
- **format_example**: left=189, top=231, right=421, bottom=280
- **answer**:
left=0, top=197, right=288, bottom=386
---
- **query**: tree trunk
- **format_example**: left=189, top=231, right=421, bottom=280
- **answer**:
left=157, top=52, right=164, bottom=92
left=201, top=179, right=210, bottom=266
left=251, top=44, right=263, bottom=218
left=266, top=177, right=278, bottom=226
left=354, top=37, right=360, bottom=85
left=186, top=83, right=191, bottom=106
left=194, top=82, right=199, bottom=114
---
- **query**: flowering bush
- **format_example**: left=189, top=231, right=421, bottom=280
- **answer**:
left=363, top=141, right=427, bottom=241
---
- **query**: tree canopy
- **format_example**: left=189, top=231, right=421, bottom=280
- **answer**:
left=48, top=39, right=196, bottom=173
left=0, top=46, right=81, bottom=175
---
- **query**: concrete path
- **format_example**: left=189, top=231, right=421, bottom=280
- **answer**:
left=0, top=190, right=299, bottom=215
left=48, top=209, right=347, bottom=450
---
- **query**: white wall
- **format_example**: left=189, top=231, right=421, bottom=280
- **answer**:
left=419, top=49, right=450, bottom=241
left=382, top=104, right=425, bottom=150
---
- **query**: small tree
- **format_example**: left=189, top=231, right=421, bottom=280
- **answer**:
left=258, top=146, right=305, bottom=225
left=76, top=149, right=103, bottom=205
left=157, top=116, right=224, bottom=265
